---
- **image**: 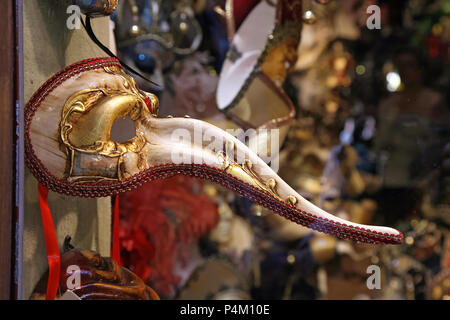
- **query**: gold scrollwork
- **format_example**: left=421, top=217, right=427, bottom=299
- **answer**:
left=60, top=88, right=146, bottom=157
left=103, top=66, right=160, bottom=117
left=217, top=151, right=298, bottom=206
left=60, top=67, right=154, bottom=181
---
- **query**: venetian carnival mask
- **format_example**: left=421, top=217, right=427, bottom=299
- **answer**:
left=25, top=57, right=402, bottom=245
left=30, top=247, right=159, bottom=300
left=216, top=0, right=302, bottom=142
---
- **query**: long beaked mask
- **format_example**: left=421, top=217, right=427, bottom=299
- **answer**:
left=25, top=58, right=403, bottom=244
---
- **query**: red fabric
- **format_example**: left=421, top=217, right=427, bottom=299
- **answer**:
left=37, top=183, right=60, bottom=300
left=119, top=176, right=219, bottom=297
left=143, top=96, right=152, bottom=113
left=233, top=0, right=260, bottom=30
left=111, top=195, right=122, bottom=265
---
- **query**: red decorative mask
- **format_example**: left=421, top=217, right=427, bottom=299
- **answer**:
left=30, top=248, right=159, bottom=300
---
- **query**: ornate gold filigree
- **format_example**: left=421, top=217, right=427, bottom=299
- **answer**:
left=104, top=66, right=159, bottom=117
left=217, top=151, right=298, bottom=206
left=61, top=88, right=146, bottom=157
left=286, top=195, right=298, bottom=206
left=60, top=67, right=156, bottom=181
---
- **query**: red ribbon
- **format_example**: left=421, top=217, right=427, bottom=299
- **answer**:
left=111, top=195, right=122, bottom=265
left=37, top=183, right=60, bottom=300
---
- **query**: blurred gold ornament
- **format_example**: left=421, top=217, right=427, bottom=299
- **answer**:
left=303, top=10, right=317, bottom=24
left=203, top=184, right=218, bottom=197
left=333, top=56, right=348, bottom=71
left=251, top=204, right=265, bottom=217
left=325, top=100, right=339, bottom=113
left=286, top=253, right=296, bottom=264
left=129, top=24, right=141, bottom=37
left=310, top=235, right=336, bottom=264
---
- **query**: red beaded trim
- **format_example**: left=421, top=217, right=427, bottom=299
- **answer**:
left=24, top=58, right=403, bottom=245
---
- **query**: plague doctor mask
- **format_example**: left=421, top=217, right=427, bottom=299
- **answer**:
left=25, top=57, right=403, bottom=245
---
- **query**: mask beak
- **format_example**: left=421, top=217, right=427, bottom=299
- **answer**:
left=132, top=116, right=403, bottom=245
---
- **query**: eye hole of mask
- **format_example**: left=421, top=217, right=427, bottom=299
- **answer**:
left=110, top=116, right=137, bottom=143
